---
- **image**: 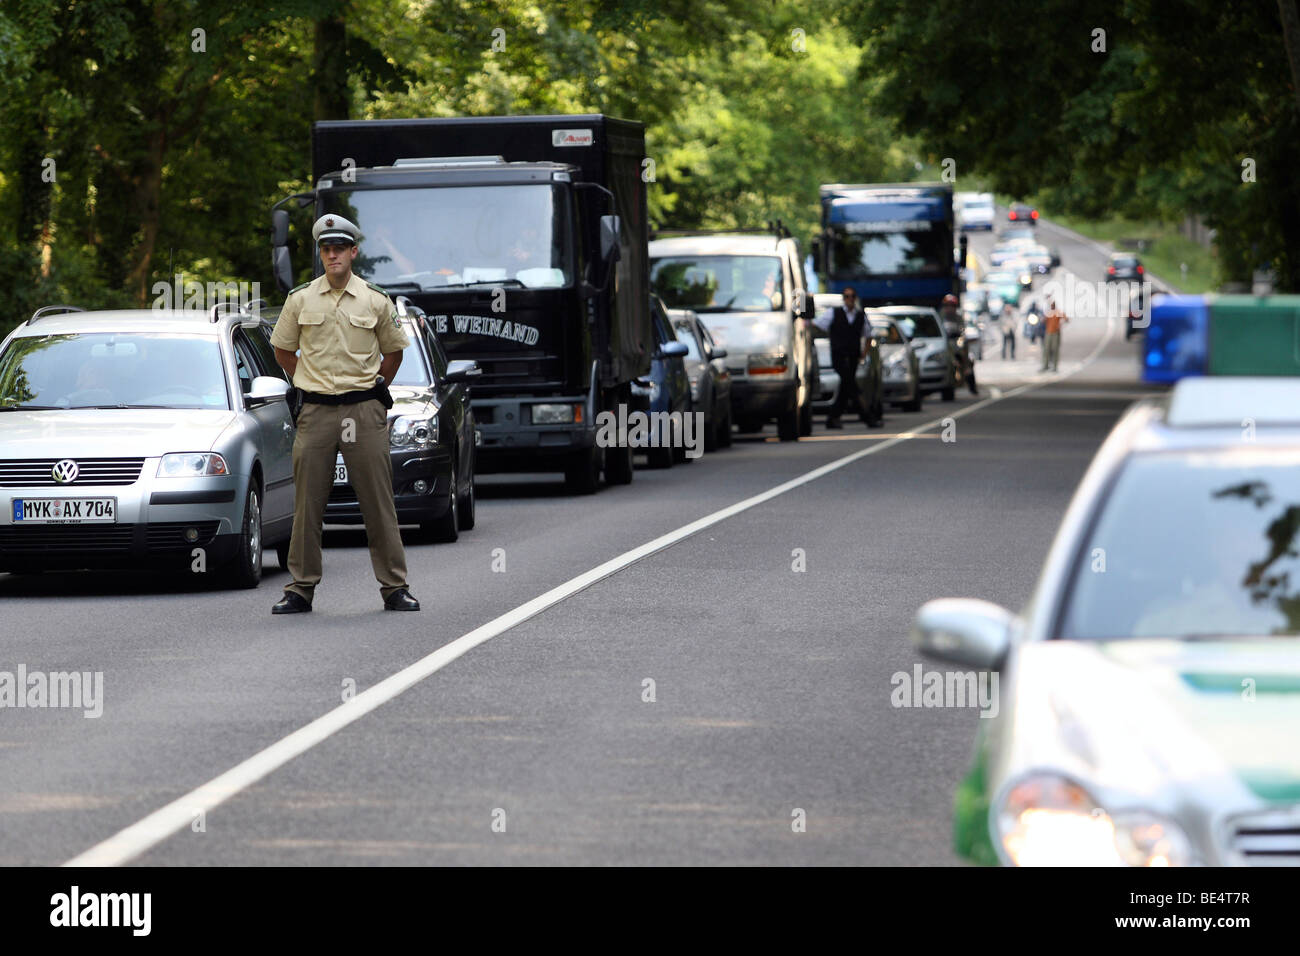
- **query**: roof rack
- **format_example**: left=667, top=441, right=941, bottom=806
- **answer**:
left=28, top=305, right=85, bottom=324
left=207, top=302, right=263, bottom=324
left=651, top=220, right=793, bottom=241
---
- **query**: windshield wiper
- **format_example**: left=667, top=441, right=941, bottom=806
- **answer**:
left=70, top=404, right=173, bottom=409
left=0, top=404, right=61, bottom=411
left=439, top=278, right=528, bottom=289
left=377, top=282, right=426, bottom=294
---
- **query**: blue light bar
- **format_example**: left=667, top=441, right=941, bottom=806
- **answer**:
left=1142, top=295, right=1208, bottom=384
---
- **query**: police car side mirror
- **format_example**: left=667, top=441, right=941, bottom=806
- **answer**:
left=444, top=360, right=482, bottom=384
left=272, top=247, right=294, bottom=294
left=271, top=208, right=290, bottom=247
left=247, top=376, right=291, bottom=406
left=912, top=598, right=1014, bottom=670
left=599, top=215, right=621, bottom=264
left=711, top=347, right=728, bottom=360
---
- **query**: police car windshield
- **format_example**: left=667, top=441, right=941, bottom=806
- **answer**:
left=651, top=255, right=784, bottom=313
left=1060, top=449, right=1300, bottom=640
left=392, top=334, right=431, bottom=387
left=324, top=185, right=573, bottom=291
left=0, top=333, right=229, bottom=410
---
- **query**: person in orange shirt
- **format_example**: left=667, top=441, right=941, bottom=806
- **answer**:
left=1041, top=299, right=1069, bottom=371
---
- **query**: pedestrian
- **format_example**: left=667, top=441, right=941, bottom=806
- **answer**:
left=268, top=214, right=420, bottom=614
left=813, top=287, right=870, bottom=428
left=1000, top=302, right=1016, bottom=359
left=1042, top=298, right=1069, bottom=372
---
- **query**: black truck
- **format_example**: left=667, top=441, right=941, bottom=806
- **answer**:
left=271, top=114, right=651, bottom=492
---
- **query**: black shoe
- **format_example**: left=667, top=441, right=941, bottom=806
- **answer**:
left=384, top=588, right=421, bottom=612
left=826, top=417, right=843, bottom=429
left=272, top=591, right=312, bottom=615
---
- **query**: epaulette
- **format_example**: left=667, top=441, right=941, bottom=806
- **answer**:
left=287, top=281, right=311, bottom=295
left=365, top=281, right=390, bottom=297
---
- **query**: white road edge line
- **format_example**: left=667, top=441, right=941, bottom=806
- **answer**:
left=65, top=309, right=1115, bottom=868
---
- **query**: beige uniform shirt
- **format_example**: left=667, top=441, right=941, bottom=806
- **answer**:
left=270, top=273, right=410, bottom=394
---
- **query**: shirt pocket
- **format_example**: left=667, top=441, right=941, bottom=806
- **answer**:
left=296, top=311, right=326, bottom=349
left=343, top=312, right=379, bottom=358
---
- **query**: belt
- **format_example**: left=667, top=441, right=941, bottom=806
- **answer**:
left=301, top=385, right=382, bottom=406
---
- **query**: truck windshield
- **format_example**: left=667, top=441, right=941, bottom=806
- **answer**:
left=322, top=185, right=572, bottom=291
left=650, top=255, right=784, bottom=313
left=829, top=224, right=951, bottom=279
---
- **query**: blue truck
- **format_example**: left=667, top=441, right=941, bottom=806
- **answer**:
left=814, top=182, right=966, bottom=310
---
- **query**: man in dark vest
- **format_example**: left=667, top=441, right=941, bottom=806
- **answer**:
left=813, top=286, right=869, bottom=428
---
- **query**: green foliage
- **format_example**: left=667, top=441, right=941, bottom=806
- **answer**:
left=852, top=0, right=1300, bottom=291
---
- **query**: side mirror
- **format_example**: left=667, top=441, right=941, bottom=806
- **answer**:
left=444, top=359, right=482, bottom=383
left=247, top=375, right=291, bottom=405
left=911, top=598, right=1015, bottom=670
left=711, top=347, right=728, bottom=360
left=272, top=246, right=294, bottom=294
left=271, top=208, right=290, bottom=247
left=659, top=341, right=688, bottom=359
left=599, top=215, right=622, bottom=264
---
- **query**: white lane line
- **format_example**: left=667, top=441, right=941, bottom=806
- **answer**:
left=66, top=312, right=1116, bottom=867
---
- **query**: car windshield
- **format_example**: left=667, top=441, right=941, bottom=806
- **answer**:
left=392, top=328, right=431, bottom=387
left=671, top=325, right=703, bottom=360
left=891, top=313, right=943, bottom=338
left=1113, top=256, right=1138, bottom=268
left=322, top=184, right=572, bottom=291
left=0, top=332, right=229, bottom=410
left=870, top=323, right=904, bottom=345
left=651, top=255, right=784, bottom=312
left=1060, top=449, right=1300, bottom=640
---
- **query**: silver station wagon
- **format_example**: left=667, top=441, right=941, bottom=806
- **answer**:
left=0, top=305, right=295, bottom=587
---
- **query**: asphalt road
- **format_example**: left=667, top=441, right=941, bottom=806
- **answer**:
left=0, top=217, right=1161, bottom=865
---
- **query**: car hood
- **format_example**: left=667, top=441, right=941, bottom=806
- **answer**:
left=388, top=386, right=433, bottom=417
left=694, top=312, right=788, bottom=355
left=1006, top=639, right=1300, bottom=806
left=0, top=409, right=240, bottom=458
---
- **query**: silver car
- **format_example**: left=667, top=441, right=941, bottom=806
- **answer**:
left=0, top=305, right=294, bottom=587
left=874, top=305, right=958, bottom=401
left=914, top=377, right=1300, bottom=866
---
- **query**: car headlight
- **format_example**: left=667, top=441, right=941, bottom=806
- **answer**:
left=884, top=356, right=908, bottom=375
left=390, top=414, right=438, bottom=447
left=923, top=353, right=947, bottom=367
left=157, top=453, right=229, bottom=477
left=996, top=775, right=1195, bottom=867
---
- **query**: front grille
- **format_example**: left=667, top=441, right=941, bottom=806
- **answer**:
left=0, top=458, right=145, bottom=487
left=1226, top=809, right=1300, bottom=865
left=145, top=521, right=220, bottom=551
left=0, top=524, right=135, bottom=554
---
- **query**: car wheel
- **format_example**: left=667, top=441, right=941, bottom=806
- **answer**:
left=423, top=463, right=460, bottom=541
left=457, top=460, right=476, bottom=532
left=564, top=444, right=603, bottom=492
left=903, top=386, right=923, bottom=413
left=777, top=400, right=799, bottom=441
left=224, top=482, right=263, bottom=589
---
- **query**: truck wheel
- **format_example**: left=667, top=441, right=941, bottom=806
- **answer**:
left=605, top=441, right=634, bottom=485
left=564, top=445, right=603, bottom=493
left=777, top=400, right=799, bottom=441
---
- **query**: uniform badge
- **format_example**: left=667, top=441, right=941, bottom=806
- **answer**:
left=391, top=310, right=400, bottom=329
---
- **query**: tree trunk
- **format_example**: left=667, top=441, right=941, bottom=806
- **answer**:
left=313, top=13, right=350, bottom=122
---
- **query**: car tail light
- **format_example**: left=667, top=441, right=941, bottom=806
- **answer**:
left=1136, top=265, right=1144, bottom=274
left=1009, top=211, right=1017, bottom=220
left=1108, top=266, right=1116, bottom=275
left=1030, top=210, right=1038, bottom=220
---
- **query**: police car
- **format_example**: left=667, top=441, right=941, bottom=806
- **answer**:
left=913, top=297, right=1300, bottom=865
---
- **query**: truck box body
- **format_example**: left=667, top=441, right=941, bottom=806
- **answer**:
left=310, top=115, right=650, bottom=393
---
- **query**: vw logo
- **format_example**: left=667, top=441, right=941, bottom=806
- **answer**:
left=51, top=459, right=79, bottom=484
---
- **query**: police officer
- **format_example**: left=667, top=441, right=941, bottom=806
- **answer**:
left=269, top=214, right=420, bottom=614
left=813, top=286, right=871, bottom=428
